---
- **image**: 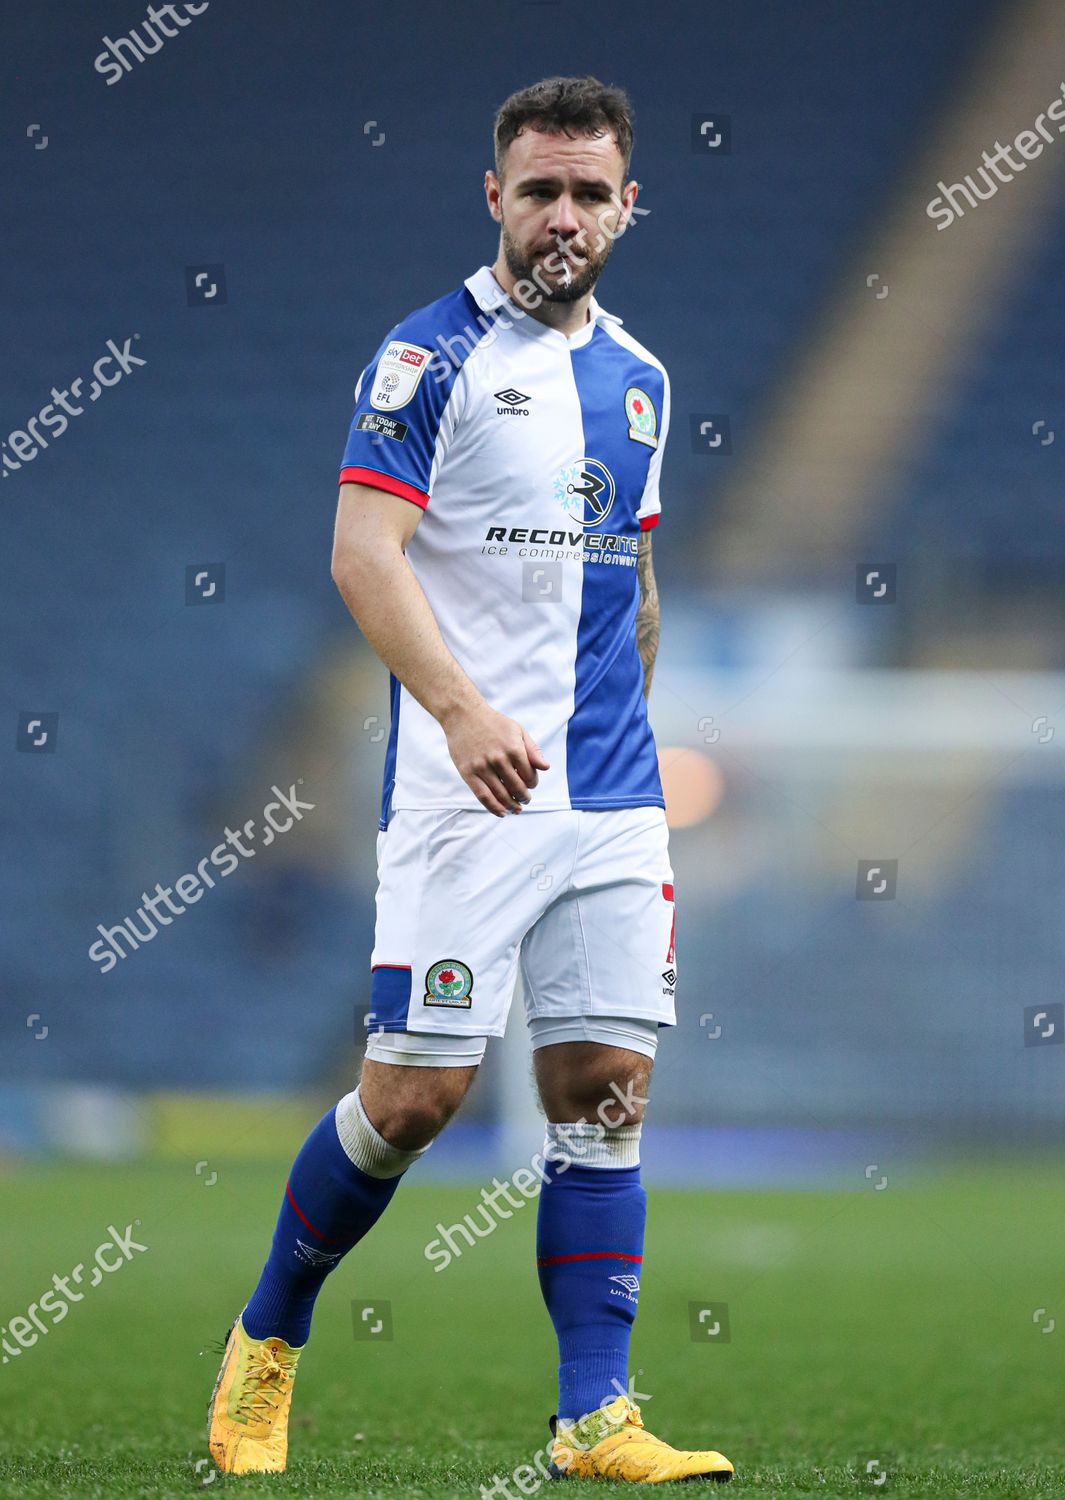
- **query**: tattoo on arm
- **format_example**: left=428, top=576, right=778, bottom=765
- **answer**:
left=636, top=530, right=660, bottom=699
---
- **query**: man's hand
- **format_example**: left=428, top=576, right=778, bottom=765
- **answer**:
left=441, top=701, right=550, bottom=817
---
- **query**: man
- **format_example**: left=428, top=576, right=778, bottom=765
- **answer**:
left=208, top=75, right=734, bottom=1484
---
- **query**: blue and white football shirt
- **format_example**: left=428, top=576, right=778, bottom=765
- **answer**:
left=339, top=264, right=671, bottom=828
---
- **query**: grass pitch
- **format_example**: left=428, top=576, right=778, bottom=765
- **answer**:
left=0, top=1155, right=1062, bottom=1497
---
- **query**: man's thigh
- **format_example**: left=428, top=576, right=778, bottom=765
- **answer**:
left=520, top=806, right=677, bottom=1030
left=366, top=807, right=579, bottom=1043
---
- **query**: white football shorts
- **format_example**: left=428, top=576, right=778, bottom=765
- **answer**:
left=366, top=805, right=678, bottom=1043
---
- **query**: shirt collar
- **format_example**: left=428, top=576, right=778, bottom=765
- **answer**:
left=463, top=264, right=624, bottom=335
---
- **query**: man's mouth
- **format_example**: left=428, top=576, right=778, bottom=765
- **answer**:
left=540, top=245, right=584, bottom=265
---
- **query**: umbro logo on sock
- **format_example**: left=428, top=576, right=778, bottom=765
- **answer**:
left=295, top=1240, right=341, bottom=1268
left=608, top=1273, right=640, bottom=1305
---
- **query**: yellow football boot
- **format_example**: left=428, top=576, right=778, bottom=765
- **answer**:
left=207, top=1315, right=304, bottom=1473
left=549, top=1393, right=734, bottom=1482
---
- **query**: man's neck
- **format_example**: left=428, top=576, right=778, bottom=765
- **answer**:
left=489, top=259, right=592, bottom=340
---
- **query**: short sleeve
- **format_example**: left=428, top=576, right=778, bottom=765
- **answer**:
left=339, top=330, right=461, bottom=510
left=635, top=366, right=670, bottom=531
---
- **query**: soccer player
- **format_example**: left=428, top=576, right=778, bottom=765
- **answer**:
left=208, top=75, right=734, bottom=1484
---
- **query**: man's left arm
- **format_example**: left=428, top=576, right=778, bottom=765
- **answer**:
left=636, top=529, right=660, bottom=700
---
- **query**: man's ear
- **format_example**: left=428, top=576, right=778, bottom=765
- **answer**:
left=617, top=177, right=638, bottom=232
left=484, top=169, right=503, bottom=224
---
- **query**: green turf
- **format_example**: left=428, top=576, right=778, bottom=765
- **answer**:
left=0, top=1156, right=1063, bottom=1497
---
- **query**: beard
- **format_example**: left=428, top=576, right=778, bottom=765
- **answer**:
left=501, top=221, right=613, bottom=305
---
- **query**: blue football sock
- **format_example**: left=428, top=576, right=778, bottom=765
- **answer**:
left=242, top=1106, right=403, bottom=1345
left=536, top=1157, right=646, bottom=1424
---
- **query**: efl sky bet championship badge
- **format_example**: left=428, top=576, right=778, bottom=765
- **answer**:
left=423, top=959, right=474, bottom=1008
left=625, top=385, right=658, bottom=447
left=370, top=340, right=431, bottom=411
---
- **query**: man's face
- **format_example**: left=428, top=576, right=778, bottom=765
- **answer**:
left=487, top=128, right=637, bottom=304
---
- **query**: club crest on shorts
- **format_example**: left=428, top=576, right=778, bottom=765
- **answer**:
left=423, top=959, right=474, bottom=1009
left=624, top=386, right=658, bottom=448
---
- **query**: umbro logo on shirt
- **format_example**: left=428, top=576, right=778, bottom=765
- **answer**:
left=494, top=388, right=531, bottom=416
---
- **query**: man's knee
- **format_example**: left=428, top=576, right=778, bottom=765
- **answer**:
left=358, top=1059, right=477, bottom=1149
left=578, top=1061, right=652, bottom=1127
left=536, top=1043, right=653, bottom=1125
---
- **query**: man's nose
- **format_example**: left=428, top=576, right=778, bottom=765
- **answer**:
left=548, top=195, right=582, bottom=237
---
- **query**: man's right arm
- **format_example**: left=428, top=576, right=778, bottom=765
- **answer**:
left=330, top=481, right=549, bottom=816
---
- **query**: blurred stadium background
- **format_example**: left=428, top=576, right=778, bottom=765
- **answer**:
left=5, top=0, right=1063, bottom=1169
left=3, top=1, right=1065, bottom=1491
left=6, top=2, right=1065, bottom=1488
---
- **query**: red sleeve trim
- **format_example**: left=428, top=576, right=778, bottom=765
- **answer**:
left=639, top=512, right=659, bottom=531
left=339, top=465, right=429, bottom=510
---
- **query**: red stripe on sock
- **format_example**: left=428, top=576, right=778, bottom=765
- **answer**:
left=285, top=1181, right=340, bottom=1244
left=536, top=1251, right=644, bottom=1266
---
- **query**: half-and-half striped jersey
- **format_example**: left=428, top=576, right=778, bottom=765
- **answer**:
left=339, top=264, right=670, bottom=829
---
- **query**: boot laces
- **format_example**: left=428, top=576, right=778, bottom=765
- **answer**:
left=623, top=1401, right=645, bottom=1430
left=234, top=1343, right=295, bottom=1426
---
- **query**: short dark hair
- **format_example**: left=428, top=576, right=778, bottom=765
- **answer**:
left=493, top=75, right=634, bottom=185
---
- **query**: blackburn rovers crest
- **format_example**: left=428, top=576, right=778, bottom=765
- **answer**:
left=423, top=959, right=474, bottom=1009
left=624, top=386, right=658, bottom=448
